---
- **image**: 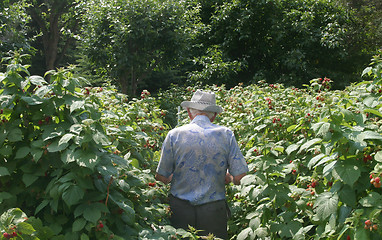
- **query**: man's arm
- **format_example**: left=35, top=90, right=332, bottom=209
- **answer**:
left=225, top=171, right=246, bottom=185
left=155, top=173, right=173, bottom=185
left=233, top=172, right=246, bottom=185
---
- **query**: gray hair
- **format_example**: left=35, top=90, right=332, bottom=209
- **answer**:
left=189, top=108, right=216, bottom=119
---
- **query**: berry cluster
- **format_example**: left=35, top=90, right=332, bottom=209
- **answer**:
left=269, top=84, right=278, bottom=89
left=95, top=220, right=104, bottom=232
left=363, top=154, right=373, bottom=163
left=148, top=182, right=156, bottom=187
left=370, top=174, right=381, bottom=188
left=265, top=97, right=273, bottom=109
left=364, top=219, right=378, bottom=231
left=3, top=232, right=17, bottom=239
left=140, top=90, right=151, bottom=99
left=318, top=77, right=331, bottom=90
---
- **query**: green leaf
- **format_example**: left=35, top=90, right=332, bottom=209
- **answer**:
left=307, top=153, right=325, bottom=169
left=362, top=66, right=372, bottom=77
left=298, top=138, right=322, bottom=153
left=358, top=131, right=382, bottom=141
left=359, top=192, right=382, bottom=207
left=237, top=227, right=253, bottom=240
left=17, top=221, right=36, bottom=235
left=72, top=218, right=87, bottom=232
left=279, top=221, right=302, bottom=238
left=354, top=227, right=368, bottom=240
left=323, top=160, right=337, bottom=176
left=70, top=124, right=83, bottom=134
left=8, top=128, right=22, bottom=142
left=15, top=146, right=30, bottom=159
left=338, top=185, right=357, bottom=207
left=0, top=167, right=10, bottom=176
left=313, top=122, right=330, bottom=136
left=363, top=96, right=379, bottom=108
left=22, top=174, right=39, bottom=187
left=287, top=124, right=297, bottom=132
left=313, top=192, right=339, bottom=221
left=83, top=205, right=102, bottom=223
left=374, top=151, right=382, bottom=163
left=286, top=143, right=299, bottom=155
left=363, top=109, right=382, bottom=118
left=76, top=150, right=99, bottom=170
left=254, top=227, right=268, bottom=238
left=61, top=148, right=77, bottom=164
left=31, top=148, right=43, bottom=162
left=80, top=233, right=90, bottom=240
left=59, top=133, right=75, bottom=145
left=62, top=185, right=85, bottom=207
left=21, top=96, right=43, bottom=105
left=47, top=138, right=69, bottom=152
left=92, top=131, right=111, bottom=146
left=0, top=192, right=12, bottom=202
left=70, top=100, right=85, bottom=113
left=332, top=162, right=360, bottom=186
left=0, top=145, right=12, bottom=156
left=35, top=200, right=49, bottom=215
left=29, top=75, right=48, bottom=86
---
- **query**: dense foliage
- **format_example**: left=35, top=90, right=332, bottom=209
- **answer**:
left=1, top=0, right=381, bottom=94
left=1, top=50, right=382, bottom=240
left=0, top=54, right=172, bottom=239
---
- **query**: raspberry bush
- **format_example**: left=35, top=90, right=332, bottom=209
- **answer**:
left=1, top=52, right=382, bottom=239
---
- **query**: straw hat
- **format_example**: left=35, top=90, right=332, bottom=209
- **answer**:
left=181, top=90, right=223, bottom=114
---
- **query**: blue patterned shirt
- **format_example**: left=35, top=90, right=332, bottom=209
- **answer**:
left=156, top=115, right=248, bottom=205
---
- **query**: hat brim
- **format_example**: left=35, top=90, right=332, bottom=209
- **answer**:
left=181, top=101, right=223, bottom=114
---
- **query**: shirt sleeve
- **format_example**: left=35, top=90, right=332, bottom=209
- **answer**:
left=227, top=131, right=249, bottom=176
left=156, top=132, right=175, bottom=178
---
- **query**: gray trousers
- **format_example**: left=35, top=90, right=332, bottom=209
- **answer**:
left=169, top=195, right=229, bottom=239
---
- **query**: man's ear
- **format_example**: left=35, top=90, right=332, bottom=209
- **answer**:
left=210, top=112, right=217, bottom=122
left=187, top=108, right=194, bottom=120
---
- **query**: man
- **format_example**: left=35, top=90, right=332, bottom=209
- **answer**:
left=155, top=90, right=248, bottom=239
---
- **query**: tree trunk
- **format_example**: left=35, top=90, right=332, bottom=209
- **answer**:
left=131, top=66, right=138, bottom=96
left=45, top=13, right=60, bottom=71
left=120, top=75, right=128, bottom=95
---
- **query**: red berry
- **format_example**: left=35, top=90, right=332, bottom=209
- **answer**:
left=375, top=177, right=380, bottom=184
left=365, top=219, right=371, bottom=226
left=370, top=174, right=374, bottom=179
left=347, top=235, right=350, bottom=240
left=12, top=232, right=17, bottom=237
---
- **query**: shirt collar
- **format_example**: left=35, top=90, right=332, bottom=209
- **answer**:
left=191, top=115, right=211, bottom=123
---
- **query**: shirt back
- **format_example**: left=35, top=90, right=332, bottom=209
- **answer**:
left=156, top=115, right=248, bottom=205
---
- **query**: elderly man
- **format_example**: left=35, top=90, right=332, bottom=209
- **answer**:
left=155, top=90, right=248, bottom=239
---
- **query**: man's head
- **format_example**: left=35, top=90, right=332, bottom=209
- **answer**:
left=181, top=90, right=223, bottom=121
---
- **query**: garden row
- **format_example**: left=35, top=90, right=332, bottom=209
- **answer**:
left=0, top=52, right=382, bottom=239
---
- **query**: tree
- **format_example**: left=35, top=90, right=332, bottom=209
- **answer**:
left=192, top=0, right=374, bottom=88
left=0, top=1, right=32, bottom=63
left=25, top=0, right=83, bottom=74
left=80, top=0, right=191, bottom=96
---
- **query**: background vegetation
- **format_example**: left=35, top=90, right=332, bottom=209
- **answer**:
left=1, top=0, right=382, bottom=239
left=1, top=0, right=381, bottom=95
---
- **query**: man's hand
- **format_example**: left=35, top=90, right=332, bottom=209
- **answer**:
left=225, top=172, right=233, bottom=184
left=155, top=173, right=172, bottom=185
left=233, top=173, right=246, bottom=185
